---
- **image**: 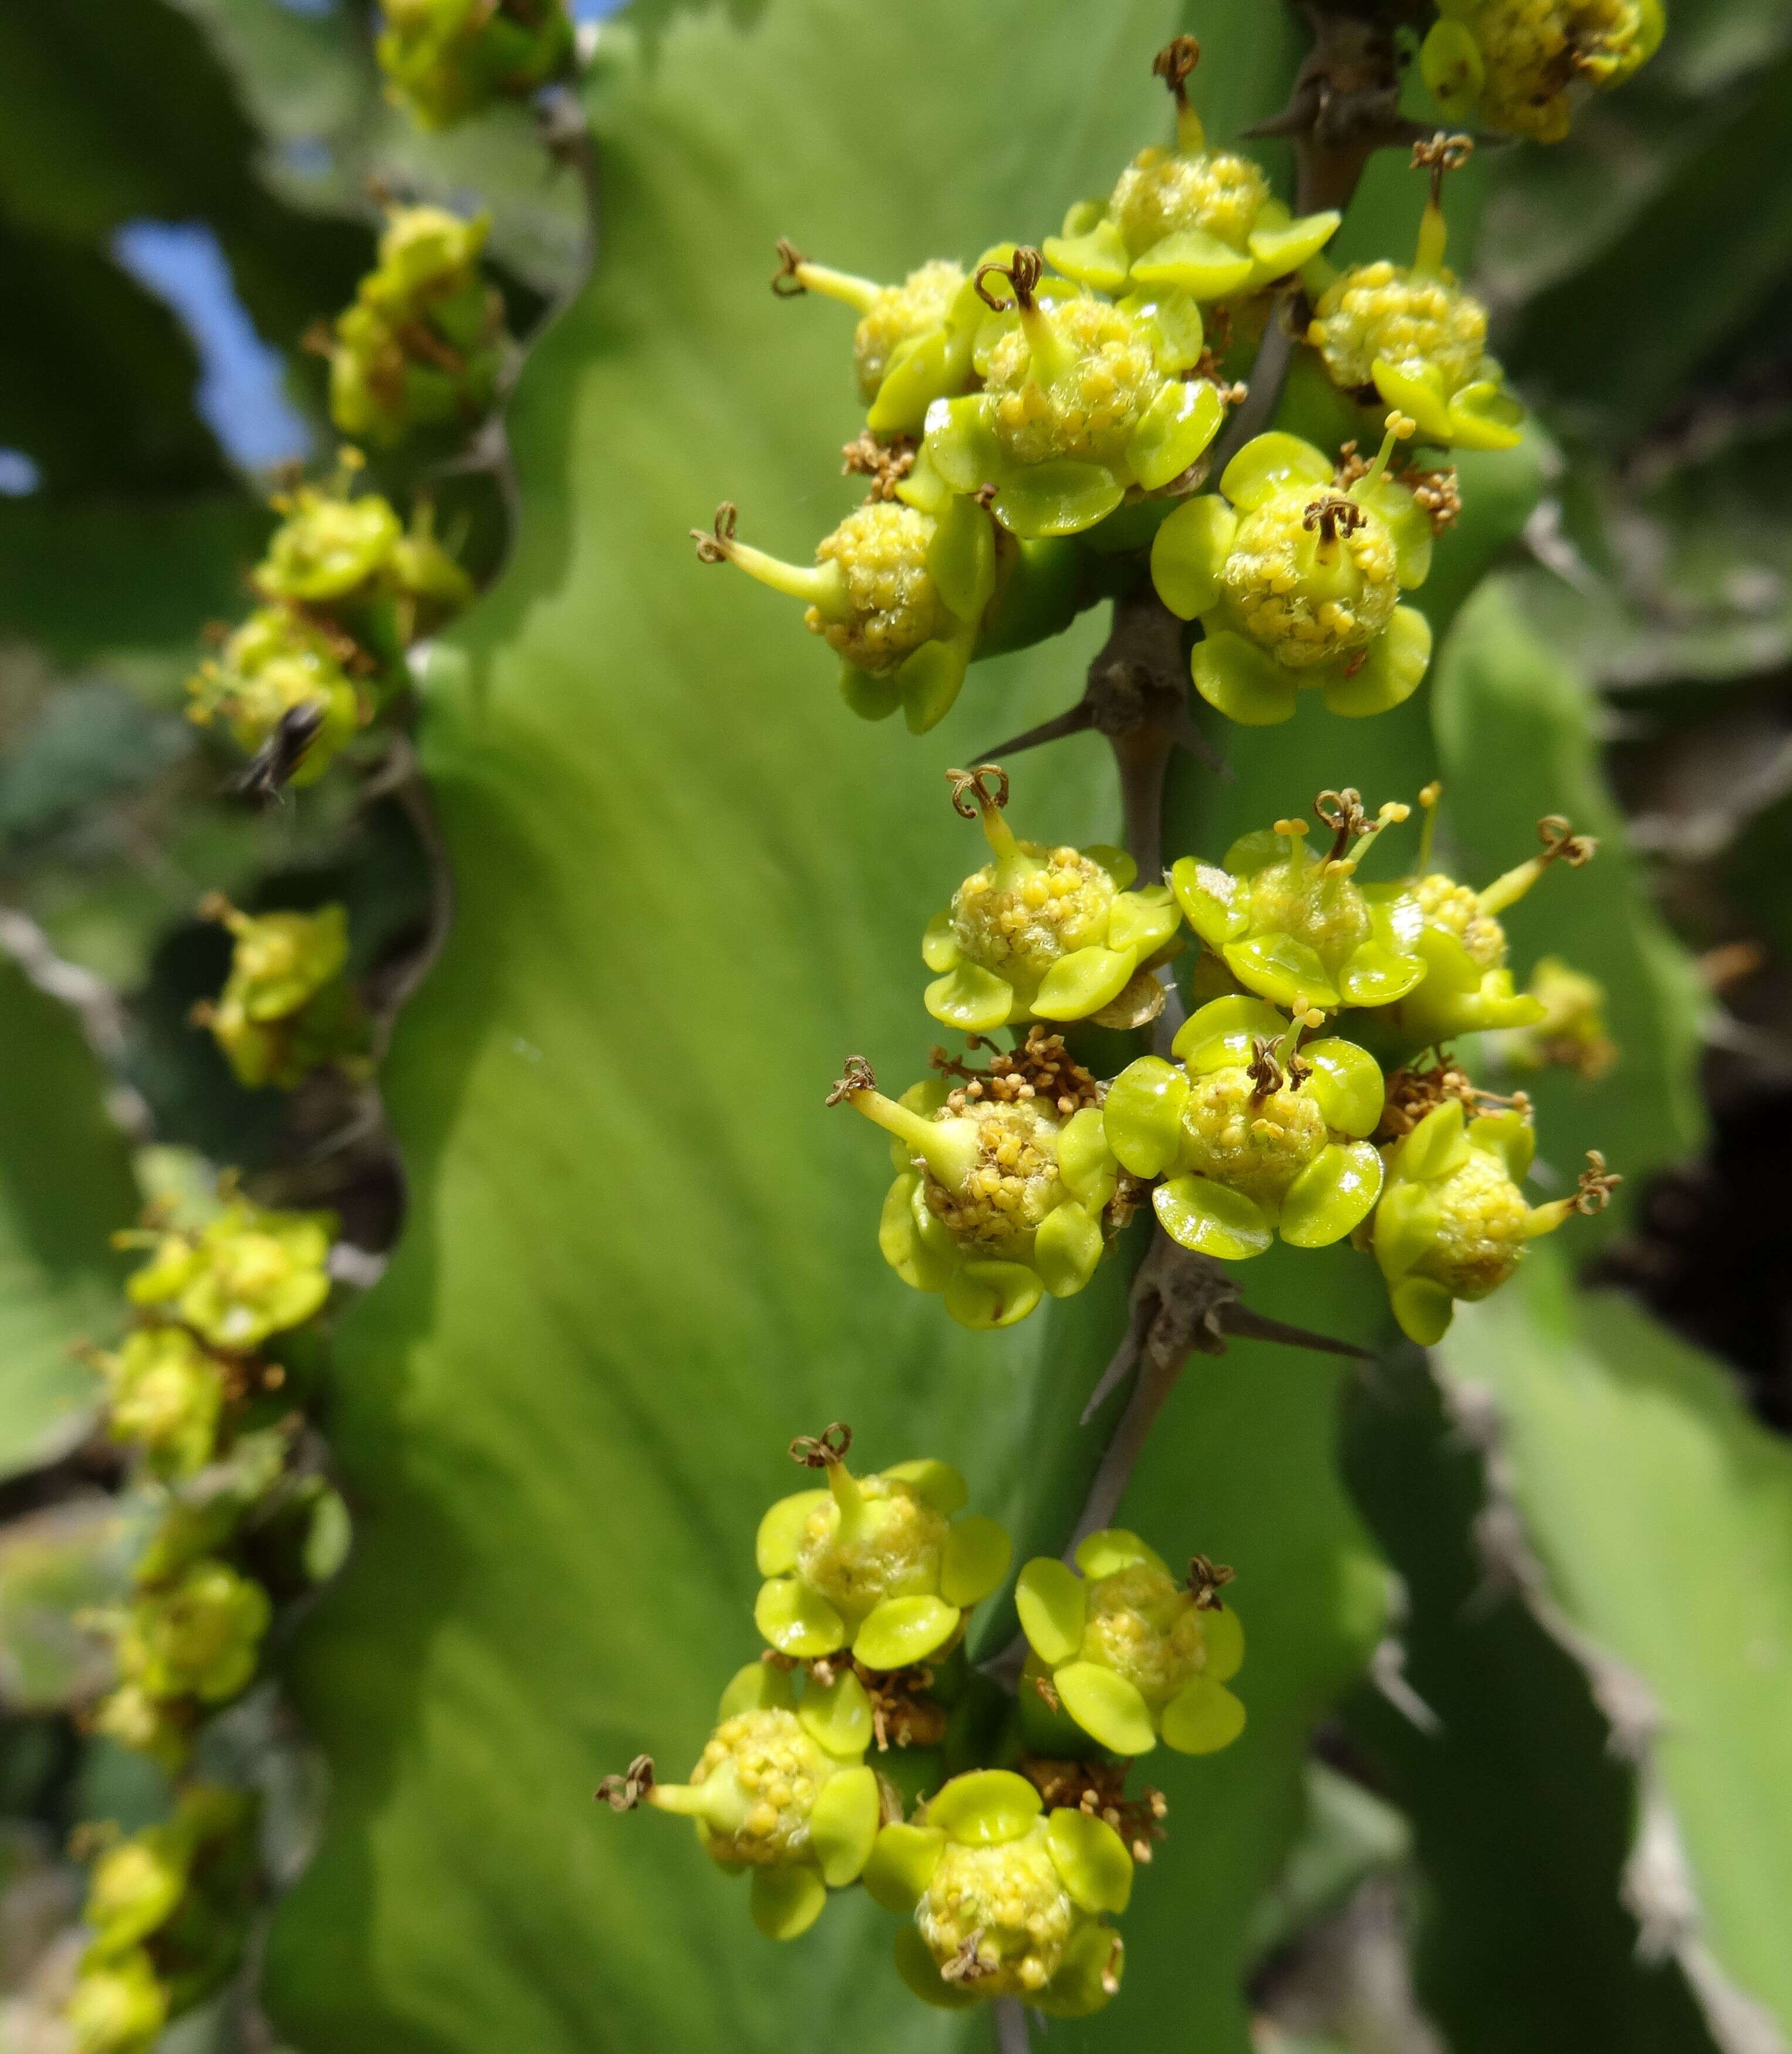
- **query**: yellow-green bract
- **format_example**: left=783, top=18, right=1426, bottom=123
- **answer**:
left=862, top=1768, right=1131, bottom=2013
left=375, top=0, right=575, bottom=131
left=1150, top=423, right=1435, bottom=725
left=645, top=1661, right=881, bottom=1941
left=754, top=1451, right=1010, bottom=1670
left=1371, top=1098, right=1582, bottom=1343
left=123, top=1199, right=335, bottom=1353
left=1015, top=1528, right=1246, bottom=1759
left=1106, top=996, right=1386, bottom=1260
left=1421, top=0, right=1665, bottom=144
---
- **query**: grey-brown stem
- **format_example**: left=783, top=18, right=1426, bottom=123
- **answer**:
left=994, top=1995, right=1031, bottom=2054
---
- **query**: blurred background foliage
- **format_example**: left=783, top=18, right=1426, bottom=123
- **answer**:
left=0, top=1, right=1788, bottom=2051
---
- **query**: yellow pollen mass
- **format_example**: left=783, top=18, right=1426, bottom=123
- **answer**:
left=951, top=844, right=1114, bottom=988
left=1246, top=861, right=1372, bottom=966
left=1079, top=1564, right=1207, bottom=1708
left=922, top=1099, right=1067, bottom=1257
left=1221, top=490, right=1398, bottom=668
left=795, top=1475, right=948, bottom=1617
left=1412, top=1147, right=1534, bottom=1299
left=1467, top=0, right=1655, bottom=141
left=1414, top=872, right=1507, bottom=969
left=1311, top=261, right=1489, bottom=392
left=690, top=1709, right=830, bottom=1864
left=983, top=299, right=1162, bottom=471
left=853, top=259, right=966, bottom=397
left=1110, top=144, right=1270, bottom=255
left=917, top=1822, right=1078, bottom=1996
left=809, top=502, right=944, bottom=672
left=1182, top=1070, right=1328, bottom=1208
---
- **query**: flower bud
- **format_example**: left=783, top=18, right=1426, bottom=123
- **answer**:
left=376, top=0, right=575, bottom=131
left=1150, top=421, right=1435, bottom=724
left=327, top=205, right=505, bottom=445
left=93, top=1328, right=226, bottom=1478
left=1014, top=1530, right=1246, bottom=1759
left=1494, top=956, right=1617, bottom=1079
left=122, top=1197, right=333, bottom=1353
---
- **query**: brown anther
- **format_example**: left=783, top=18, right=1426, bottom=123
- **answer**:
left=825, top=1055, right=875, bottom=1107
left=1571, top=1151, right=1622, bottom=1216
left=974, top=248, right=1042, bottom=314
left=973, top=481, right=998, bottom=508
left=1246, top=1037, right=1285, bottom=1101
left=1100, top=1938, right=1123, bottom=1996
left=941, top=1931, right=994, bottom=1985
left=854, top=1660, right=947, bottom=1751
left=841, top=430, right=916, bottom=501
left=1411, top=130, right=1474, bottom=208
left=299, top=318, right=335, bottom=360
left=1021, top=1757, right=1167, bottom=1862
left=1303, top=493, right=1368, bottom=545
left=595, top=1755, right=654, bottom=1812
left=1333, top=440, right=1371, bottom=490
left=1186, top=1554, right=1236, bottom=1610
left=770, top=237, right=808, bottom=297
left=789, top=1422, right=852, bottom=1469
left=1032, top=1672, right=1061, bottom=1712
left=262, top=1363, right=286, bottom=1391
left=1375, top=1055, right=1480, bottom=1140
left=1408, top=465, right=1463, bottom=534
left=760, top=1648, right=797, bottom=1672
left=1315, top=787, right=1369, bottom=862
left=690, top=502, right=738, bottom=565
left=197, top=891, right=235, bottom=924
left=1152, top=34, right=1202, bottom=102
left=946, top=763, right=1008, bottom=819
left=1537, top=815, right=1598, bottom=868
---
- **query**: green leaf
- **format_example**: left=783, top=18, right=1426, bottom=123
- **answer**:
left=1439, top=1255, right=1792, bottom=2045
left=0, top=957, right=139, bottom=1483
left=1339, top=1345, right=1724, bottom=2054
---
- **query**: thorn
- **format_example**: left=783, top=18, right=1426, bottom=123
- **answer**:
left=969, top=700, right=1097, bottom=764
left=1216, top=1303, right=1373, bottom=1361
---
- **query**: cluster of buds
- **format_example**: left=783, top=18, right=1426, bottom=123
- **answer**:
left=375, top=0, right=575, bottom=130
left=65, top=1787, right=257, bottom=2054
left=187, top=448, right=472, bottom=791
left=836, top=770, right=1618, bottom=1344
left=607, top=1429, right=1240, bottom=2016
left=190, top=896, right=370, bottom=1092
left=320, top=204, right=508, bottom=446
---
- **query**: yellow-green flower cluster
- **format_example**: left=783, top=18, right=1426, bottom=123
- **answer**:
left=1148, top=783, right=1619, bottom=1333
left=839, top=1034, right=1132, bottom=1331
left=123, top=1196, right=333, bottom=1354
left=186, top=450, right=471, bottom=788
left=754, top=1432, right=1010, bottom=1671
left=376, top=0, right=575, bottom=130
left=864, top=1769, right=1131, bottom=2014
left=1305, top=135, right=1524, bottom=450
left=1017, top=1530, right=1246, bottom=1758
left=1044, top=36, right=1339, bottom=309
left=326, top=205, right=506, bottom=446
left=923, top=765, right=1181, bottom=1034
left=66, top=1787, right=256, bottom=2053
left=1422, top=0, right=1664, bottom=144
left=193, top=898, right=370, bottom=1092
left=1150, top=416, right=1437, bottom=724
